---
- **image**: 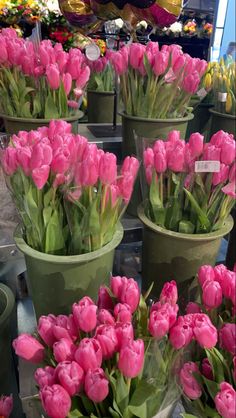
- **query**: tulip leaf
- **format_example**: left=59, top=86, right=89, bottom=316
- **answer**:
left=202, top=376, right=220, bottom=401
left=45, top=94, right=60, bottom=119
left=183, top=188, right=211, bottom=232
left=108, top=407, right=121, bottom=418
left=181, top=414, right=199, bottom=418
left=115, top=373, right=129, bottom=413
left=129, top=380, right=156, bottom=416
left=21, top=102, right=32, bottom=118
left=59, top=82, right=68, bottom=117
left=45, top=209, right=65, bottom=254
left=205, top=348, right=227, bottom=383
left=179, top=220, right=195, bottom=234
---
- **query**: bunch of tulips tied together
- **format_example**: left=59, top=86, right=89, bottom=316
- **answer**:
left=0, top=28, right=90, bottom=119
left=13, top=274, right=224, bottom=418
left=109, top=41, right=208, bottom=119
left=87, top=51, right=114, bottom=93
left=211, top=57, right=236, bottom=116
left=179, top=263, right=236, bottom=418
left=0, top=395, right=13, bottom=418
left=1, top=120, right=139, bottom=255
left=143, top=129, right=235, bottom=234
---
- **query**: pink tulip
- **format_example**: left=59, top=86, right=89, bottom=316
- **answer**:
left=56, top=50, right=68, bottom=74
left=53, top=315, right=77, bottom=342
left=229, top=163, right=236, bottom=183
left=35, top=366, right=56, bottom=388
left=62, top=73, right=72, bottom=96
left=38, top=315, right=57, bottom=347
left=97, top=309, right=115, bottom=326
left=114, top=303, right=132, bottom=323
left=56, top=361, right=84, bottom=396
left=53, top=338, right=76, bottom=363
left=16, top=146, right=31, bottom=175
left=129, top=43, right=146, bottom=71
left=144, top=148, right=154, bottom=168
left=215, top=382, right=236, bottom=418
left=213, top=264, right=228, bottom=286
left=97, top=286, right=114, bottom=311
left=154, top=149, right=167, bottom=173
left=233, top=357, right=236, bottom=381
left=78, top=156, right=99, bottom=186
left=0, top=38, right=8, bottom=64
left=212, top=163, right=230, bottom=186
left=99, top=152, right=117, bottom=184
left=111, top=276, right=128, bottom=299
left=46, top=64, right=60, bottom=90
left=118, top=339, right=144, bottom=378
left=51, top=148, right=71, bottom=174
left=118, top=173, right=135, bottom=204
left=219, top=270, right=235, bottom=303
left=119, top=278, right=140, bottom=313
left=72, top=297, right=97, bottom=333
left=188, top=133, right=204, bottom=158
left=221, top=136, right=235, bottom=165
left=84, top=368, right=109, bottom=403
left=196, top=59, right=208, bottom=77
left=198, top=265, right=215, bottom=287
left=203, top=144, right=221, bottom=161
left=222, top=182, right=236, bottom=198
left=30, top=142, right=53, bottom=170
left=160, top=280, right=178, bottom=306
left=145, top=165, right=153, bottom=185
left=180, top=362, right=202, bottom=400
left=149, top=308, right=170, bottom=340
left=201, top=358, right=213, bottom=380
left=2, top=147, right=18, bottom=176
left=182, top=71, right=200, bottom=94
left=32, top=165, right=50, bottom=189
left=0, top=395, right=13, bottom=418
left=75, top=338, right=102, bottom=372
left=167, top=130, right=181, bottom=142
left=219, top=323, right=236, bottom=355
left=167, top=141, right=185, bottom=172
left=121, top=156, right=140, bottom=179
left=146, top=41, right=159, bottom=67
left=95, top=324, right=118, bottom=359
left=115, top=322, right=134, bottom=351
left=76, top=66, right=90, bottom=89
left=13, top=334, right=44, bottom=363
left=202, top=280, right=223, bottom=309
left=110, top=51, right=128, bottom=75
left=153, top=51, right=169, bottom=76
left=169, top=315, right=194, bottom=349
left=173, top=55, right=186, bottom=74
left=40, top=384, right=71, bottom=418
left=68, top=100, right=78, bottom=109
left=186, top=302, right=201, bottom=314
left=193, top=314, right=217, bottom=349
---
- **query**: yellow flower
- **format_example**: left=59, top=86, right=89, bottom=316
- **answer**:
left=226, top=92, right=232, bottom=113
left=204, top=73, right=212, bottom=90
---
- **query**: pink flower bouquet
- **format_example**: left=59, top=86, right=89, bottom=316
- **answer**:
left=179, top=264, right=236, bottom=418
left=13, top=277, right=215, bottom=418
left=0, top=28, right=90, bottom=119
left=109, top=42, right=207, bottom=119
left=1, top=120, right=139, bottom=254
left=142, top=129, right=235, bottom=233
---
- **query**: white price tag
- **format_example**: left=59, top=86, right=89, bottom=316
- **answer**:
left=197, top=88, right=207, bottom=98
left=195, top=160, right=220, bottom=173
left=218, top=92, right=227, bottom=102
left=85, top=43, right=100, bottom=61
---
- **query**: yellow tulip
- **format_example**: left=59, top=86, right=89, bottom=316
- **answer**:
left=226, top=93, right=232, bottom=113
left=204, top=73, right=212, bottom=90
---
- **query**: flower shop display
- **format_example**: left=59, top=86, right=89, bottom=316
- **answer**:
left=1, top=120, right=139, bottom=317
left=179, top=264, right=236, bottom=418
left=109, top=41, right=206, bottom=215
left=87, top=39, right=116, bottom=124
left=0, top=0, right=43, bottom=25
left=0, top=29, right=90, bottom=134
left=41, top=10, right=77, bottom=52
left=138, top=129, right=235, bottom=293
left=210, top=57, right=236, bottom=136
left=201, top=22, right=213, bottom=38
left=0, top=284, right=15, bottom=395
left=0, top=395, right=13, bottom=418
left=182, top=20, right=197, bottom=37
left=12, top=277, right=199, bottom=418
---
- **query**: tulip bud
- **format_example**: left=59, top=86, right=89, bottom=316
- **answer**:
left=97, top=309, right=115, bottom=326
left=114, top=303, right=132, bottom=323
left=46, top=64, right=60, bottom=90
left=72, top=297, right=97, bottom=333
left=169, top=315, right=194, bottom=349
left=180, top=362, right=202, bottom=400
left=0, top=395, right=13, bottom=418
left=35, top=366, right=56, bottom=388
left=84, top=368, right=109, bottom=403
left=13, top=334, right=45, bottom=364
left=198, top=265, right=215, bottom=287
left=201, top=358, right=213, bottom=380
left=56, top=361, right=84, bottom=396
left=37, top=315, right=57, bottom=347
left=97, top=286, right=114, bottom=311
left=160, top=280, right=178, bottom=306
left=53, top=338, right=76, bottom=363
left=219, top=323, right=236, bottom=355
left=75, top=338, right=102, bottom=372
left=118, top=339, right=144, bottom=378
left=215, top=382, right=236, bottom=418
left=193, top=314, right=218, bottom=349
left=40, top=384, right=71, bottom=418
left=95, top=325, right=118, bottom=359
left=99, top=152, right=117, bottom=184
left=202, top=280, right=223, bottom=309
left=115, top=322, right=134, bottom=351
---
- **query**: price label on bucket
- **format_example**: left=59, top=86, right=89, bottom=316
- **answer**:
left=195, top=161, right=220, bottom=173
left=218, top=92, right=227, bottom=102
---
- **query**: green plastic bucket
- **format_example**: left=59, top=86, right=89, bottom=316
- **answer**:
left=14, top=224, right=123, bottom=319
left=186, top=103, right=213, bottom=139
left=0, top=113, right=81, bottom=135
left=138, top=203, right=233, bottom=298
left=209, top=109, right=236, bottom=137
left=0, top=283, right=15, bottom=394
left=87, top=91, right=115, bottom=123
left=121, top=112, right=194, bottom=216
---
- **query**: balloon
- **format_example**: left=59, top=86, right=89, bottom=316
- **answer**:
left=58, top=0, right=99, bottom=31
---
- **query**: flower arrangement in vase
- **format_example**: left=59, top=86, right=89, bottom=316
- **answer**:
left=109, top=41, right=207, bottom=119
left=0, top=29, right=90, bottom=122
left=142, top=129, right=235, bottom=234
left=1, top=120, right=139, bottom=255
left=179, top=263, right=236, bottom=418
left=12, top=277, right=217, bottom=418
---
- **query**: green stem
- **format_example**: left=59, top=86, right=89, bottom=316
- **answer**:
left=94, top=403, right=101, bottom=418
left=101, top=184, right=108, bottom=215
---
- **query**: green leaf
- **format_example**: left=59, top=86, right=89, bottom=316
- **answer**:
left=88, top=198, right=101, bottom=235
left=58, top=81, right=68, bottom=117
left=179, top=220, right=195, bottom=234
left=115, top=374, right=129, bottom=414
left=45, top=208, right=65, bottom=254
left=202, top=376, right=220, bottom=400
left=68, top=410, right=88, bottom=417
left=206, top=348, right=226, bottom=383
left=128, top=403, right=147, bottom=418
left=33, top=94, right=42, bottom=118
left=149, top=172, right=165, bottom=227
left=21, top=102, right=32, bottom=118
left=129, top=380, right=156, bottom=415
left=108, top=407, right=121, bottom=418
left=43, top=206, right=53, bottom=228
left=45, top=94, right=60, bottom=119
left=181, top=414, right=199, bottom=418
left=184, top=188, right=211, bottom=232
